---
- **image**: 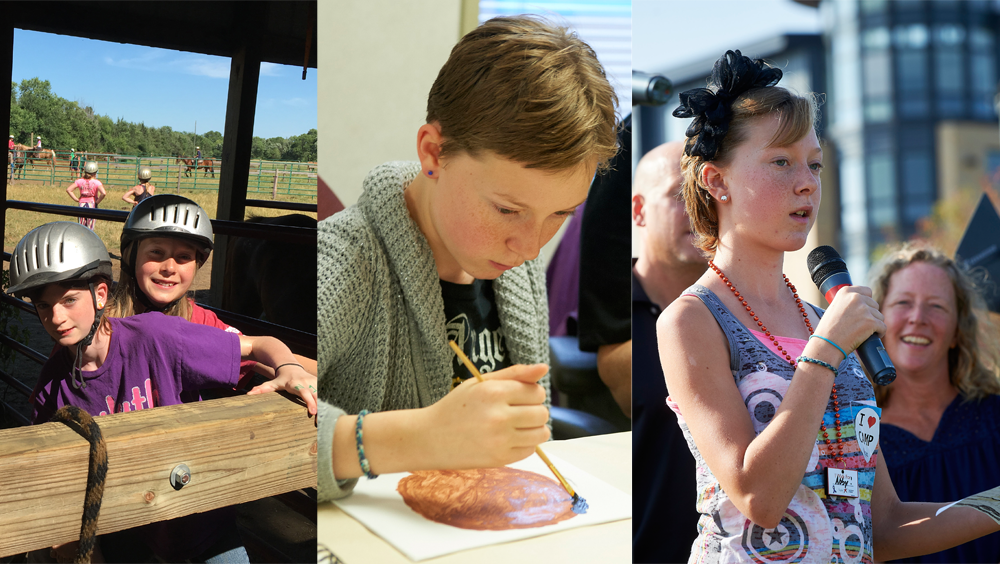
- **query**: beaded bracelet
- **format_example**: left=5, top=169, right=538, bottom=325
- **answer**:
left=796, top=355, right=839, bottom=377
left=809, top=335, right=848, bottom=361
left=355, top=409, right=378, bottom=479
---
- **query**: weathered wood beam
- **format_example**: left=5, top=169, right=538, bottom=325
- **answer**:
left=210, top=4, right=264, bottom=308
left=0, top=392, right=317, bottom=557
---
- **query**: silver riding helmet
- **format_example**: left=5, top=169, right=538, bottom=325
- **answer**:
left=138, top=167, right=152, bottom=181
left=83, top=161, right=99, bottom=174
left=7, top=222, right=113, bottom=299
left=120, top=194, right=214, bottom=275
left=8, top=222, right=113, bottom=389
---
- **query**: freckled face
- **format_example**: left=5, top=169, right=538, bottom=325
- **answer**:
left=717, top=115, right=824, bottom=253
left=881, top=262, right=959, bottom=375
left=428, top=152, right=592, bottom=280
left=135, top=237, right=199, bottom=307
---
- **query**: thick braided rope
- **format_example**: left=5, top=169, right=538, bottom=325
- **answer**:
left=49, top=405, right=108, bottom=564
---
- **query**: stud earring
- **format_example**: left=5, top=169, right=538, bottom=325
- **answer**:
left=720, top=195, right=729, bottom=202
left=427, top=170, right=434, bottom=176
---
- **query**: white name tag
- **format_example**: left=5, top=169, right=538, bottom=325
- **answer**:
left=826, top=467, right=859, bottom=498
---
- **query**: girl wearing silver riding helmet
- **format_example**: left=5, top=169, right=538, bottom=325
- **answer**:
left=122, top=166, right=156, bottom=208
left=66, top=160, right=106, bottom=231
left=107, top=194, right=317, bottom=379
left=7, top=221, right=112, bottom=390
left=7, top=221, right=316, bottom=563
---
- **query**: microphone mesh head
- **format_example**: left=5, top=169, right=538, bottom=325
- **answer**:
left=807, top=246, right=847, bottom=286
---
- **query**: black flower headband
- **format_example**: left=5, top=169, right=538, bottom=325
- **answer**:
left=672, top=50, right=783, bottom=161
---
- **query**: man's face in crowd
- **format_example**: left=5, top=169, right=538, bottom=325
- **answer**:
left=634, top=144, right=703, bottom=267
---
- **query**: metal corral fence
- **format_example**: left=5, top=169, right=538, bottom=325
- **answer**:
left=6, top=149, right=317, bottom=198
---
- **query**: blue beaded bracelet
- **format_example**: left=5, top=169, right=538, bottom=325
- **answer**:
left=809, top=335, right=848, bottom=360
left=355, top=409, right=378, bottom=480
left=796, top=355, right=839, bottom=377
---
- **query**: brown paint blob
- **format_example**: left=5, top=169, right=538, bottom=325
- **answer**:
left=397, top=467, right=579, bottom=530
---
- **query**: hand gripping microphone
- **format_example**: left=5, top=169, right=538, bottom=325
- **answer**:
left=807, top=246, right=896, bottom=386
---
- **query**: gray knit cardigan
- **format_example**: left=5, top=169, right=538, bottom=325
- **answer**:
left=317, top=161, right=552, bottom=501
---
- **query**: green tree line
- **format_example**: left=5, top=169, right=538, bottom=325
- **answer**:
left=9, top=78, right=317, bottom=162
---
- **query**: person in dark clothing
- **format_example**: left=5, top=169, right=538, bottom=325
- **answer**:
left=631, top=140, right=705, bottom=562
left=578, top=115, right=633, bottom=419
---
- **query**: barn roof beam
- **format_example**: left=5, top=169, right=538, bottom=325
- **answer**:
left=211, top=2, right=265, bottom=307
left=5, top=1, right=317, bottom=69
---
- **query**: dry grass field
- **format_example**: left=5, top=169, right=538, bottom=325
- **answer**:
left=4, top=180, right=316, bottom=256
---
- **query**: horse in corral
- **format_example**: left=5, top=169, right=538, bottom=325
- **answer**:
left=176, top=156, right=195, bottom=177
left=199, top=158, right=215, bottom=178
left=175, top=156, right=215, bottom=178
left=15, top=144, right=55, bottom=169
left=222, top=214, right=317, bottom=334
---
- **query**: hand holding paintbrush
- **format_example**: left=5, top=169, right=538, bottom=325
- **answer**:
left=448, top=340, right=589, bottom=514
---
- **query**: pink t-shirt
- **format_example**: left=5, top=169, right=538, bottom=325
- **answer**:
left=74, top=178, right=103, bottom=202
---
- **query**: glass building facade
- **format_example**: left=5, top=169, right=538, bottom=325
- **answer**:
left=824, top=0, right=1000, bottom=275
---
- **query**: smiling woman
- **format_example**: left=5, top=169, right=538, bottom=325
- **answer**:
left=868, top=243, right=1000, bottom=562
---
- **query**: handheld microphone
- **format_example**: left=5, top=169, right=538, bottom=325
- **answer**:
left=807, top=246, right=896, bottom=386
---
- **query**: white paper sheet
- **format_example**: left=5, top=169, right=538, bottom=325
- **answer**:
left=331, top=452, right=632, bottom=561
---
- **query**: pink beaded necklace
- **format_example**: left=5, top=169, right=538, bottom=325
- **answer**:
left=709, top=260, right=844, bottom=464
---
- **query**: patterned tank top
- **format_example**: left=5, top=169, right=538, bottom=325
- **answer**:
left=672, top=284, right=877, bottom=563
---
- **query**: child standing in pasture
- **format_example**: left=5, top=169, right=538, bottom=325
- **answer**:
left=69, top=148, right=79, bottom=178
left=8, top=221, right=317, bottom=563
left=318, top=15, right=619, bottom=501
left=66, top=161, right=106, bottom=231
left=121, top=167, right=156, bottom=208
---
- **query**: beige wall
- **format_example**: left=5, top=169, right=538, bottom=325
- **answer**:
left=318, top=0, right=463, bottom=208
left=937, top=121, right=1000, bottom=202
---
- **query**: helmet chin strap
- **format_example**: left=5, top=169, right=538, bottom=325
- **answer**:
left=70, top=282, right=105, bottom=390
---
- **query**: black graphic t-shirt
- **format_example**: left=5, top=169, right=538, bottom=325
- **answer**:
left=441, top=278, right=511, bottom=388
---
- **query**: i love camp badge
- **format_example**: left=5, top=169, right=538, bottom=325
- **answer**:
left=853, top=406, right=880, bottom=463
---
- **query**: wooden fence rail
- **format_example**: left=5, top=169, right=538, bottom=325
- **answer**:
left=0, top=392, right=316, bottom=557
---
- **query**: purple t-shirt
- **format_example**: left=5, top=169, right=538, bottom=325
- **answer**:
left=32, top=312, right=241, bottom=559
left=32, top=312, right=240, bottom=424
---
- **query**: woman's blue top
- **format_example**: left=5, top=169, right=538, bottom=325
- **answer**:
left=882, top=393, right=1000, bottom=563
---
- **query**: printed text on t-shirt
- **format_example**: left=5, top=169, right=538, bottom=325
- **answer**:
left=100, top=378, right=157, bottom=415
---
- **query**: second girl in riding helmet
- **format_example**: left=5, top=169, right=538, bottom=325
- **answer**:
left=105, top=194, right=317, bottom=387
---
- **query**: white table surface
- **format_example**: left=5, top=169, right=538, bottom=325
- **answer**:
left=318, top=431, right=632, bottom=564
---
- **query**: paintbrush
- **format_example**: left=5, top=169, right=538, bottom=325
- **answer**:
left=448, top=340, right=588, bottom=514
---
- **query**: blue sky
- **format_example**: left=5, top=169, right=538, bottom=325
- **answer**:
left=11, top=29, right=317, bottom=139
left=634, top=0, right=820, bottom=73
